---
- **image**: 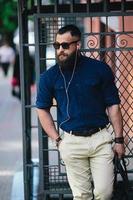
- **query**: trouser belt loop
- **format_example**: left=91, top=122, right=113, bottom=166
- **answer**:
left=70, top=130, right=72, bottom=135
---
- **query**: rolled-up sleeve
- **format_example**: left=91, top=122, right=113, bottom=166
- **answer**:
left=36, top=72, right=53, bottom=109
left=101, top=64, right=120, bottom=107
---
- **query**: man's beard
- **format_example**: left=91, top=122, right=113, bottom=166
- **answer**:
left=56, top=50, right=77, bottom=70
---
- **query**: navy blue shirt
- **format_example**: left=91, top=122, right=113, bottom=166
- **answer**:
left=36, top=56, right=120, bottom=132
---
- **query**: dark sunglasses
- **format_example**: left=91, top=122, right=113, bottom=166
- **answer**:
left=53, top=40, right=79, bottom=50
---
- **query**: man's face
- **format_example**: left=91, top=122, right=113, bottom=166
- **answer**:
left=54, top=32, right=79, bottom=68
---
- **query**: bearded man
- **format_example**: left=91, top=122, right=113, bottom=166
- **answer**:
left=36, top=25, right=125, bottom=200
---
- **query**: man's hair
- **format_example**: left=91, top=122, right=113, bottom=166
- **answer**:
left=57, top=24, right=81, bottom=40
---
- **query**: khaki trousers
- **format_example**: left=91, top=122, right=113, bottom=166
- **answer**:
left=59, top=128, right=114, bottom=200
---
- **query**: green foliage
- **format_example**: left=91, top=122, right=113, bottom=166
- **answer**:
left=0, top=0, right=18, bottom=34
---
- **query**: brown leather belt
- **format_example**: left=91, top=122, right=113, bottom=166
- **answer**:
left=68, top=126, right=106, bottom=137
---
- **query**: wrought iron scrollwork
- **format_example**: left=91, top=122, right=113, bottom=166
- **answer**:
left=115, top=34, right=133, bottom=48
left=86, top=35, right=99, bottom=49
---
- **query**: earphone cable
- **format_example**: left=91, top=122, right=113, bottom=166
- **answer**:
left=59, top=50, right=78, bottom=129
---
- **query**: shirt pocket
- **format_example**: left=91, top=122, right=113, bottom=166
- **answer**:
left=54, top=84, right=66, bottom=104
left=85, top=79, right=100, bottom=88
left=75, top=79, right=100, bottom=96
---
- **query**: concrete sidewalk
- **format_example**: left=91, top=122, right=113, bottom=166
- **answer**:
left=0, top=68, right=23, bottom=200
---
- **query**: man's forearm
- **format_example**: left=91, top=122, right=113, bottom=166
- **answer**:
left=36, top=108, right=59, bottom=140
left=107, top=104, right=125, bottom=157
left=107, top=104, right=123, bottom=138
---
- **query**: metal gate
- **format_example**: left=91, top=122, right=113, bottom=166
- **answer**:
left=18, top=1, right=133, bottom=200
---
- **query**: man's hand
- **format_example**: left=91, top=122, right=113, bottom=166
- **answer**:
left=113, top=143, right=125, bottom=158
left=55, top=136, right=62, bottom=148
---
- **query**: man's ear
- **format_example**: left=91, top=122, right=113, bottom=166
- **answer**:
left=77, top=41, right=81, bottom=50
